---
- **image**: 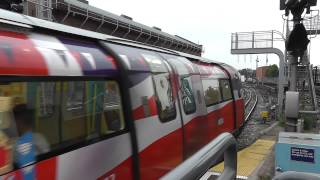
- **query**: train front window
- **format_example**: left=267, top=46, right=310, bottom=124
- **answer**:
left=0, top=80, right=125, bottom=175
left=220, top=79, right=232, bottom=101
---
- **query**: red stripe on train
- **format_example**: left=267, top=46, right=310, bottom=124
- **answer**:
left=236, top=99, right=245, bottom=127
left=98, top=157, right=133, bottom=180
left=132, top=96, right=158, bottom=120
left=139, top=128, right=183, bottom=180
left=2, top=157, right=57, bottom=180
left=0, top=31, right=48, bottom=75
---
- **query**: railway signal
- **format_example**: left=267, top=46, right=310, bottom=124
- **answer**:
left=0, top=0, right=23, bottom=13
left=280, top=0, right=317, bottom=132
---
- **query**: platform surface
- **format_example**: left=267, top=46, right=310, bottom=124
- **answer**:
left=211, top=139, right=275, bottom=177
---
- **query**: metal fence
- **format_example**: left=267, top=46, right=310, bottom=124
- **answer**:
left=231, top=31, right=285, bottom=50
left=289, top=15, right=320, bottom=35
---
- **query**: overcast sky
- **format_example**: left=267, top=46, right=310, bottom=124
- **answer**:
left=89, top=0, right=320, bottom=70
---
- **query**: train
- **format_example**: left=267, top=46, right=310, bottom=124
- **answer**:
left=0, top=8, right=244, bottom=180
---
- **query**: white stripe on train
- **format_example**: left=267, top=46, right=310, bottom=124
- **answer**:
left=57, top=133, right=131, bottom=180
left=129, top=76, right=154, bottom=110
left=30, top=33, right=83, bottom=76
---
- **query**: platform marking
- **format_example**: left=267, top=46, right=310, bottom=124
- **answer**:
left=211, top=139, right=275, bottom=177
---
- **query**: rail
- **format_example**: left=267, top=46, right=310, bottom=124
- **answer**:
left=245, top=89, right=258, bottom=122
left=161, top=133, right=237, bottom=180
left=272, top=171, right=320, bottom=180
left=245, top=88, right=252, bottom=107
left=231, top=30, right=286, bottom=115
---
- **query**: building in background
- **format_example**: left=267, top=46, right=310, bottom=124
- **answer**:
left=256, top=66, right=268, bottom=82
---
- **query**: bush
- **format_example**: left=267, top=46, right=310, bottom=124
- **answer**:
left=301, top=114, right=316, bottom=131
left=278, top=114, right=285, bottom=127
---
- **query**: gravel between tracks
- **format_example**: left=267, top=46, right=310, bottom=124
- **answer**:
left=237, top=85, right=277, bottom=150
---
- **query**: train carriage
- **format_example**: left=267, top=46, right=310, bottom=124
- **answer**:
left=0, top=8, right=244, bottom=180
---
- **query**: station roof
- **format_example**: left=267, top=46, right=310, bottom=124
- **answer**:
left=62, top=0, right=198, bottom=46
left=56, top=0, right=203, bottom=55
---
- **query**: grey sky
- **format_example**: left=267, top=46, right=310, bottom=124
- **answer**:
left=89, top=0, right=320, bottom=70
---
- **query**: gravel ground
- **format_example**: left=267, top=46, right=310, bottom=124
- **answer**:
left=236, top=84, right=282, bottom=180
left=237, top=85, right=278, bottom=150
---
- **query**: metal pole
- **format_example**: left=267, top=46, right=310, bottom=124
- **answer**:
left=288, top=52, right=298, bottom=91
left=285, top=9, right=303, bottom=132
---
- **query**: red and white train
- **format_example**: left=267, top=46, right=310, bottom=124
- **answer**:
left=0, top=9, right=244, bottom=180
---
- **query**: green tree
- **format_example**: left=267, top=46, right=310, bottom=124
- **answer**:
left=266, top=64, right=279, bottom=77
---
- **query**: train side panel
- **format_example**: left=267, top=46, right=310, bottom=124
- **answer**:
left=107, top=44, right=184, bottom=180
left=221, top=64, right=245, bottom=128
left=0, top=31, right=134, bottom=180
left=163, top=55, right=208, bottom=158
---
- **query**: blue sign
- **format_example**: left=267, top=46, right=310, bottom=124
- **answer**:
left=291, top=147, right=315, bottom=163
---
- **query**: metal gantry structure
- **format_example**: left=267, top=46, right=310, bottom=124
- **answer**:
left=230, top=30, right=286, bottom=114
left=231, top=10, right=320, bottom=130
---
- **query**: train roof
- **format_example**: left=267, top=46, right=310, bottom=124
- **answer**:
left=0, top=8, right=231, bottom=75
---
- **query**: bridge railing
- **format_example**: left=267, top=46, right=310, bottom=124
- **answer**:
left=161, top=132, right=237, bottom=180
left=231, top=30, right=284, bottom=50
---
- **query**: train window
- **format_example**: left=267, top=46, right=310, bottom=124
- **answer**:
left=0, top=80, right=125, bottom=174
left=153, top=73, right=176, bottom=122
left=220, top=79, right=232, bottom=101
left=65, top=82, right=85, bottom=111
left=202, top=79, right=222, bottom=106
left=101, top=81, right=125, bottom=134
left=181, top=76, right=196, bottom=114
left=142, top=53, right=176, bottom=122
left=61, top=81, right=87, bottom=141
left=38, top=82, right=56, bottom=117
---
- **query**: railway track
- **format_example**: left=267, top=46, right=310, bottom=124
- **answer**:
left=244, top=89, right=252, bottom=108
left=244, top=88, right=258, bottom=122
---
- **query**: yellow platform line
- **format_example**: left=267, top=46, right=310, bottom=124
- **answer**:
left=211, top=139, right=275, bottom=177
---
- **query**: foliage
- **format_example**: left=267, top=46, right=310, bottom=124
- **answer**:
left=278, top=114, right=286, bottom=127
left=239, top=68, right=254, bottom=78
left=301, top=114, right=315, bottom=131
left=266, top=64, right=279, bottom=77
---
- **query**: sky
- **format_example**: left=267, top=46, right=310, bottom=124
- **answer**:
left=89, top=0, right=320, bottom=70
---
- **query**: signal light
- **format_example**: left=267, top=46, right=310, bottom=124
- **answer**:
left=285, top=23, right=310, bottom=57
left=0, top=1, right=11, bottom=11
left=10, top=3, right=23, bottom=13
left=11, top=0, right=23, bottom=3
left=280, top=0, right=317, bottom=10
left=0, top=0, right=23, bottom=13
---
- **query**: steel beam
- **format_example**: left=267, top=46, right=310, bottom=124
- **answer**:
left=231, top=48, right=286, bottom=116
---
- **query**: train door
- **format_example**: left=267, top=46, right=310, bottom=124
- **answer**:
left=218, top=77, right=236, bottom=133
left=195, top=63, right=222, bottom=142
left=222, top=65, right=245, bottom=128
left=163, top=55, right=208, bottom=158
left=105, top=43, right=184, bottom=179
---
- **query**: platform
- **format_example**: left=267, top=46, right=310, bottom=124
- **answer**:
left=206, top=139, right=275, bottom=179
